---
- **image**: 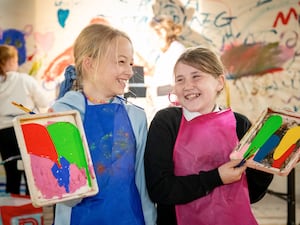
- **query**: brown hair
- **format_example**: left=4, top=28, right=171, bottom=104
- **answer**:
left=150, top=15, right=182, bottom=52
left=71, top=23, right=132, bottom=90
left=0, top=44, right=18, bottom=81
left=174, top=47, right=224, bottom=78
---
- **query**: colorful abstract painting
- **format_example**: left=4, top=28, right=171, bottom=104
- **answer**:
left=221, top=42, right=295, bottom=79
left=13, top=111, right=98, bottom=207
left=231, top=108, right=300, bottom=176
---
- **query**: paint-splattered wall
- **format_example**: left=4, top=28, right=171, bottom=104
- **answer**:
left=0, top=0, right=299, bottom=122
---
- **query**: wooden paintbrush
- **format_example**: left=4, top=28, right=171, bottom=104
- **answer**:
left=11, top=101, right=35, bottom=114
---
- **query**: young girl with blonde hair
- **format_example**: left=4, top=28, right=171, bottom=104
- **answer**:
left=52, top=24, right=156, bottom=225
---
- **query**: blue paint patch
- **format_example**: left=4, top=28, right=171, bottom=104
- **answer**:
left=51, top=156, right=70, bottom=192
left=253, top=134, right=280, bottom=162
left=57, top=9, right=70, bottom=28
left=0, top=29, right=26, bottom=65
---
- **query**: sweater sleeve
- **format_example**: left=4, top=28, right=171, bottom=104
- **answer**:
left=144, top=108, right=223, bottom=205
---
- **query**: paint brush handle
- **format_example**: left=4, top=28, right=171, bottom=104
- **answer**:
left=11, top=101, right=35, bottom=114
left=234, top=158, right=246, bottom=168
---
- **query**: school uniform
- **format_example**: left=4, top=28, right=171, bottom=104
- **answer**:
left=144, top=106, right=273, bottom=225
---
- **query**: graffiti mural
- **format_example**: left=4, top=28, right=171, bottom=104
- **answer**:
left=0, top=0, right=299, bottom=122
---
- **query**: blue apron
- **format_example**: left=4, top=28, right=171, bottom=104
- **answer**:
left=70, top=97, right=145, bottom=225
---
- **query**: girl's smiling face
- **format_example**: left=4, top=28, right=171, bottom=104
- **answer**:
left=173, top=62, right=225, bottom=114
left=94, top=36, right=134, bottom=96
left=84, top=36, right=134, bottom=100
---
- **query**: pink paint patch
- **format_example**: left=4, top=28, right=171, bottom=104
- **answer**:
left=30, top=154, right=88, bottom=199
left=34, top=32, right=55, bottom=53
left=69, top=164, right=87, bottom=193
left=30, top=154, right=65, bottom=199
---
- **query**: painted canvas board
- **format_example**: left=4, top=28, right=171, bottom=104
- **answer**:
left=231, top=108, right=300, bottom=176
left=13, top=110, right=98, bottom=207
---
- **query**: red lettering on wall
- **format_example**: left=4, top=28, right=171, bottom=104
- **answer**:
left=273, top=8, right=298, bottom=27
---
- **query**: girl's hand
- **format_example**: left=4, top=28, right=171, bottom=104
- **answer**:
left=218, top=159, right=247, bottom=184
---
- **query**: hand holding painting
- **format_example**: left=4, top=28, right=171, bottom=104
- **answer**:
left=231, top=108, right=300, bottom=176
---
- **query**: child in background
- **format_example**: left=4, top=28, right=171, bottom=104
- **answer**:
left=146, top=15, right=186, bottom=122
left=0, top=44, right=49, bottom=194
left=144, top=47, right=273, bottom=225
left=51, top=24, right=156, bottom=225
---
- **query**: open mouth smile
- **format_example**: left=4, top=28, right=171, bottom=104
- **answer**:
left=185, top=93, right=200, bottom=100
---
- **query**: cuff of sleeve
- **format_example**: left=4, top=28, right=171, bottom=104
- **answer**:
left=199, top=168, right=223, bottom=195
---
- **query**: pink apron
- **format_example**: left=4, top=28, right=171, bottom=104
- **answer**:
left=173, top=109, right=258, bottom=225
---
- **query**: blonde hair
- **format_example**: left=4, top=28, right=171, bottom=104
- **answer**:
left=72, top=23, right=132, bottom=90
left=0, top=44, right=18, bottom=81
left=174, top=47, right=224, bottom=78
left=150, top=15, right=182, bottom=51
